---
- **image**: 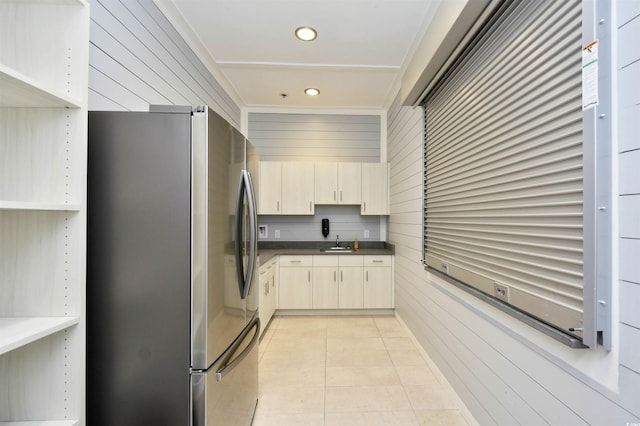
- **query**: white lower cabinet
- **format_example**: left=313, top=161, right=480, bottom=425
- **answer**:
left=258, top=256, right=278, bottom=335
left=338, top=256, right=364, bottom=308
left=364, top=256, right=394, bottom=308
left=312, top=256, right=339, bottom=309
left=278, top=256, right=313, bottom=309
left=278, top=254, right=392, bottom=310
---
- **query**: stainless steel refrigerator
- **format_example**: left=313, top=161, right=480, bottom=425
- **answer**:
left=87, top=105, right=260, bottom=425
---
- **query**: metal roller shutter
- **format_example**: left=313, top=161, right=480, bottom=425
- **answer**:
left=422, top=0, right=584, bottom=338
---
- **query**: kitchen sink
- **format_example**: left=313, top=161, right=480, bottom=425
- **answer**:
left=320, top=247, right=353, bottom=253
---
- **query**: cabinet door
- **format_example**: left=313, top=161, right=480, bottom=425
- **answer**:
left=361, top=163, right=389, bottom=215
left=338, top=267, right=364, bottom=308
left=258, top=266, right=270, bottom=335
left=364, top=267, right=393, bottom=308
left=314, top=162, right=338, bottom=204
left=278, top=267, right=312, bottom=309
left=258, top=162, right=282, bottom=215
left=313, top=267, right=338, bottom=308
left=338, top=162, right=362, bottom=204
left=282, top=162, right=314, bottom=214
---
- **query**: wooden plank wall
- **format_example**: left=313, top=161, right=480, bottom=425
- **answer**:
left=87, top=0, right=241, bottom=128
left=257, top=205, right=380, bottom=243
left=388, top=63, right=640, bottom=424
left=250, top=112, right=383, bottom=242
left=617, top=0, right=640, bottom=411
left=248, top=113, right=380, bottom=162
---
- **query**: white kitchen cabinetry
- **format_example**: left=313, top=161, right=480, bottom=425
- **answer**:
left=258, top=161, right=282, bottom=215
left=312, top=256, right=339, bottom=308
left=364, top=256, right=394, bottom=308
left=314, top=162, right=361, bottom=205
left=0, top=1, right=88, bottom=424
left=312, top=255, right=363, bottom=309
left=278, top=256, right=313, bottom=309
left=361, top=163, right=389, bottom=215
left=337, top=255, right=364, bottom=308
left=282, top=162, right=315, bottom=214
left=277, top=254, right=393, bottom=311
left=258, top=256, right=278, bottom=335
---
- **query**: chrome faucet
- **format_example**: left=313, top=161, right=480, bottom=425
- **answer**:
left=335, top=234, right=340, bottom=247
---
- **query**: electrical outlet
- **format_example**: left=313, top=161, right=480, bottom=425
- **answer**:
left=493, top=282, right=510, bottom=302
left=441, top=262, right=449, bottom=274
left=364, top=229, right=370, bottom=238
left=274, top=230, right=280, bottom=239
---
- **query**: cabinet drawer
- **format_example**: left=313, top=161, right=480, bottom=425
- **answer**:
left=260, top=256, right=278, bottom=273
left=279, top=255, right=313, bottom=267
left=313, top=256, right=339, bottom=267
left=339, top=255, right=363, bottom=267
left=364, top=256, right=392, bottom=267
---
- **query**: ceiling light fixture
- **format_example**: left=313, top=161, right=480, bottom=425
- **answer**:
left=295, top=26, right=317, bottom=41
left=305, top=88, right=320, bottom=96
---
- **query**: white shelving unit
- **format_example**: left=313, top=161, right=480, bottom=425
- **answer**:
left=0, top=1, right=88, bottom=424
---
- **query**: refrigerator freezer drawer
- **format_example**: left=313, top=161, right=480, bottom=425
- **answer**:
left=192, top=315, right=260, bottom=425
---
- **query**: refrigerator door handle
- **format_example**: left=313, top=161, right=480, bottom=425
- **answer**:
left=245, top=170, right=258, bottom=297
left=215, top=315, right=260, bottom=382
left=235, top=170, right=258, bottom=299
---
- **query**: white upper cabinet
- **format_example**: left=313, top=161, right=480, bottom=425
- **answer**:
left=314, top=162, right=362, bottom=205
left=0, top=0, right=89, bottom=424
left=314, top=162, right=339, bottom=204
left=281, top=162, right=315, bottom=215
left=258, top=161, right=282, bottom=214
left=361, top=163, right=389, bottom=215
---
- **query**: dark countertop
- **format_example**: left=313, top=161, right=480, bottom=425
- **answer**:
left=258, top=241, right=394, bottom=264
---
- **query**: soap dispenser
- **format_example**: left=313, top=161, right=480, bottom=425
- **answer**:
left=353, top=237, right=359, bottom=251
left=322, top=219, right=330, bottom=237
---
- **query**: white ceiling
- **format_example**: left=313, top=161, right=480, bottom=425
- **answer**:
left=156, top=0, right=441, bottom=110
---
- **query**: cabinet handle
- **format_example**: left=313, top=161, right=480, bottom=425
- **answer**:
left=334, top=190, right=336, bottom=201
left=366, top=271, right=369, bottom=282
left=309, top=201, right=312, bottom=212
left=373, top=260, right=383, bottom=263
left=290, top=260, right=301, bottom=263
left=341, top=271, right=343, bottom=282
left=363, top=201, right=367, bottom=212
left=277, top=201, right=280, bottom=212
left=308, top=271, right=311, bottom=282
left=334, top=271, right=336, bottom=282
left=340, top=191, right=343, bottom=202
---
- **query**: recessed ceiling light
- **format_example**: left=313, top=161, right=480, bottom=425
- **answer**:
left=305, top=88, right=320, bottom=96
left=295, top=26, right=317, bottom=41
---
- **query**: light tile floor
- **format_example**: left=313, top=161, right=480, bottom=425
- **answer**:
left=253, top=315, right=477, bottom=426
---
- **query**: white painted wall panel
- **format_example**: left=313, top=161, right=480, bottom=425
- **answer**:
left=618, top=5, right=640, bottom=417
left=621, top=281, right=640, bottom=328
left=248, top=113, right=381, bottom=162
left=88, top=0, right=240, bottom=127
left=620, top=238, right=640, bottom=284
left=619, top=103, right=640, bottom=152
left=618, top=0, right=640, bottom=25
left=620, top=324, right=640, bottom=374
left=618, top=15, right=640, bottom=67
left=619, top=150, right=640, bottom=195
left=618, top=60, right=640, bottom=109
left=620, top=195, right=640, bottom=238
left=257, top=205, right=380, bottom=243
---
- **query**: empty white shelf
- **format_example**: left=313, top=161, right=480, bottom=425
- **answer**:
left=0, top=64, right=81, bottom=108
left=0, top=317, right=80, bottom=355
left=0, top=201, right=82, bottom=212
